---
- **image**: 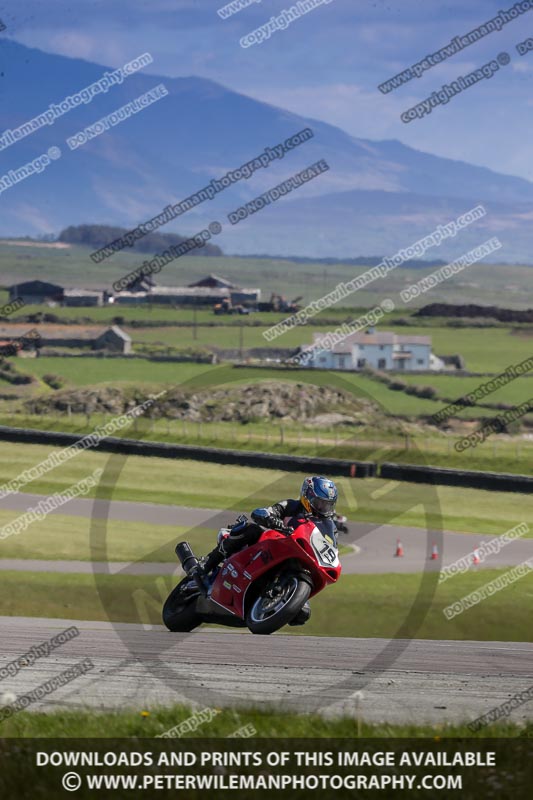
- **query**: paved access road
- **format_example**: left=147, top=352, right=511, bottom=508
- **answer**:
left=0, top=493, right=531, bottom=574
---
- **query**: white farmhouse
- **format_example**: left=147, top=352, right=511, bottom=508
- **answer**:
left=302, top=328, right=445, bottom=372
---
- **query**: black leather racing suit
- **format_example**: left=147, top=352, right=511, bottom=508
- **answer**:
left=229, top=498, right=306, bottom=549
left=201, top=499, right=306, bottom=574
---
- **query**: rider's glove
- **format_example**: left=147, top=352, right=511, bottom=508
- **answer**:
left=251, top=508, right=276, bottom=526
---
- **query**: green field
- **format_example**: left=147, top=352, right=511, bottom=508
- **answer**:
left=401, top=372, right=533, bottom=407
left=394, top=327, right=532, bottom=376
left=2, top=240, right=533, bottom=308
left=11, top=357, right=212, bottom=387
left=0, top=443, right=531, bottom=536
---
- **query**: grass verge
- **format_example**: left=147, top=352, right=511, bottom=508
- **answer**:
left=0, top=511, right=213, bottom=562
left=0, top=509, right=351, bottom=562
left=2, top=412, right=530, bottom=475
left=0, top=570, right=531, bottom=642
left=0, top=444, right=531, bottom=536
left=1, top=704, right=530, bottom=738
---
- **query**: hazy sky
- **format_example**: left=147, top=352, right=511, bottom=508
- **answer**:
left=2, top=0, right=533, bottom=180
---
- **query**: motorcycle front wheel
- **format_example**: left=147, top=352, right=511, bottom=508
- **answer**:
left=162, top=581, right=202, bottom=632
left=246, top=573, right=311, bottom=635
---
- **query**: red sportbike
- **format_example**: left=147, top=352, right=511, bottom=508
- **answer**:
left=163, top=515, right=341, bottom=635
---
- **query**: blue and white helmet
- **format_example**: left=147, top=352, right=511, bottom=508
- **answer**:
left=300, top=476, right=338, bottom=518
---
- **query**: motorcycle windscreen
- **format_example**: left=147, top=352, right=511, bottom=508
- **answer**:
left=309, top=517, right=340, bottom=568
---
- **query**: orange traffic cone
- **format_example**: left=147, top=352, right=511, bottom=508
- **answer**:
left=395, top=539, right=404, bottom=557
left=430, top=542, right=439, bottom=560
left=472, top=547, right=481, bottom=566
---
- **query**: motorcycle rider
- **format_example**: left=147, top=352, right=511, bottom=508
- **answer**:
left=197, top=476, right=339, bottom=578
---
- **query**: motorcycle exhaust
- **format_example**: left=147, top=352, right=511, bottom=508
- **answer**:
left=175, top=542, right=207, bottom=596
left=175, top=542, right=198, bottom=574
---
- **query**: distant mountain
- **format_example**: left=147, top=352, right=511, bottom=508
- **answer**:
left=1, top=40, right=533, bottom=261
left=220, top=188, right=533, bottom=261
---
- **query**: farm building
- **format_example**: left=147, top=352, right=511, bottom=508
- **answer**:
left=63, top=289, right=105, bottom=307
left=301, top=328, right=445, bottom=371
left=113, top=276, right=260, bottom=307
left=189, top=274, right=234, bottom=289
left=150, top=286, right=231, bottom=306
left=8, top=281, right=105, bottom=307
left=187, top=274, right=260, bottom=305
left=114, top=287, right=230, bottom=306
left=8, top=274, right=261, bottom=309
left=8, top=280, right=64, bottom=305
left=0, top=324, right=131, bottom=354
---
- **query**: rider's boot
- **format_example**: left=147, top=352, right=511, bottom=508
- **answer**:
left=198, top=520, right=251, bottom=579
left=197, top=525, right=233, bottom=577
left=198, top=544, right=225, bottom=577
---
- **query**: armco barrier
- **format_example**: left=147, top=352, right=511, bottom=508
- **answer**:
left=2, top=425, right=530, bottom=491
left=0, top=426, right=376, bottom=478
left=380, top=462, right=533, bottom=494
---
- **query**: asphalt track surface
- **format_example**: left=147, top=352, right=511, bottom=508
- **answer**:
left=1, top=493, right=532, bottom=574
left=1, top=616, right=533, bottom=726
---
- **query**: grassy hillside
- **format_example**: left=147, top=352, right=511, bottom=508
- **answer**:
left=10, top=358, right=532, bottom=419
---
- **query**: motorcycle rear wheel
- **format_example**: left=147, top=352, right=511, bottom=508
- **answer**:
left=246, top=574, right=311, bottom=635
left=162, top=582, right=202, bottom=632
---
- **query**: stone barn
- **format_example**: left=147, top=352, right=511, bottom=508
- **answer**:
left=0, top=324, right=131, bottom=354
